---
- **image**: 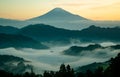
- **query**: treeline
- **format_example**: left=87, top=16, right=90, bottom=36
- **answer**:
left=0, top=53, right=120, bottom=77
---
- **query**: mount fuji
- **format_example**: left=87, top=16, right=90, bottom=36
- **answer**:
left=28, top=8, right=88, bottom=22
left=0, top=8, right=120, bottom=30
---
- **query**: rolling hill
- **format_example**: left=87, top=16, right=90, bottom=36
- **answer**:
left=0, top=33, right=48, bottom=49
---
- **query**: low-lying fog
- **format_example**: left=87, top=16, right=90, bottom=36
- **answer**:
left=45, top=20, right=120, bottom=30
left=0, top=41, right=120, bottom=74
left=1, top=20, right=120, bottom=30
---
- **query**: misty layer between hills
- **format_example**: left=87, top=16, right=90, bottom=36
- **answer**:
left=0, top=42, right=120, bottom=74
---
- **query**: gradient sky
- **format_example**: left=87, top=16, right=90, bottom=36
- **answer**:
left=0, top=0, right=120, bottom=20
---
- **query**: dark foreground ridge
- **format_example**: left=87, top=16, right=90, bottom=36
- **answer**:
left=0, top=55, right=32, bottom=74
left=0, top=53, right=120, bottom=77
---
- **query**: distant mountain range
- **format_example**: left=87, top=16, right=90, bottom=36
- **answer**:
left=0, top=24, right=120, bottom=49
left=19, top=24, right=75, bottom=42
left=79, top=25, right=120, bottom=41
left=19, top=24, right=120, bottom=42
left=0, top=18, right=24, bottom=28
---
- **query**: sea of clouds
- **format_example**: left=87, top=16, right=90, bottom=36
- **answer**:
left=0, top=41, right=120, bottom=73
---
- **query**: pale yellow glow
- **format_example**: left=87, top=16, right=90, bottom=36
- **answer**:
left=0, top=0, right=120, bottom=20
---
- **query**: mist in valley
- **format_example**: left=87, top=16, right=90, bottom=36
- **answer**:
left=0, top=41, right=120, bottom=74
left=0, top=20, right=120, bottom=30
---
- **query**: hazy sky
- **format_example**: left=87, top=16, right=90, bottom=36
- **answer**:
left=0, top=0, right=120, bottom=20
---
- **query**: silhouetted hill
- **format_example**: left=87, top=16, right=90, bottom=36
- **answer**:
left=110, top=45, right=120, bottom=49
left=0, top=55, right=24, bottom=63
left=0, top=55, right=32, bottom=74
left=19, top=24, right=120, bottom=43
left=63, top=44, right=120, bottom=56
left=19, top=24, right=78, bottom=42
left=80, top=25, right=120, bottom=41
left=28, top=8, right=88, bottom=22
left=0, top=33, right=48, bottom=49
left=0, top=24, right=119, bottom=45
left=0, top=53, right=120, bottom=77
left=0, top=25, right=19, bottom=34
left=76, top=62, right=109, bottom=73
left=63, top=44, right=102, bottom=55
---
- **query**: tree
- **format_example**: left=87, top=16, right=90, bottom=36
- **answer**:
left=94, top=66, right=104, bottom=77
left=85, top=70, right=93, bottom=77
left=109, top=53, right=120, bottom=77
left=43, top=71, right=52, bottom=77
left=59, top=64, right=66, bottom=77
left=59, top=64, right=66, bottom=73
left=66, top=65, right=74, bottom=77
left=66, top=65, right=71, bottom=72
left=77, top=72, right=85, bottom=77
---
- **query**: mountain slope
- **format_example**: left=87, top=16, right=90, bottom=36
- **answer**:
left=28, top=8, right=88, bottom=22
left=63, top=44, right=102, bottom=56
left=0, top=33, right=48, bottom=49
left=76, top=62, right=109, bottom=73
left=80, top=25, right=120, bottom=41
left=0, top=25, right=19, bottom=34
left=0, top=18, right=24, bottom=27
left=19, top=24, right=78, bottom=42
left=19, top=24, right=120, bottom=43
left=63, top=44, right=120, bottom=56
left=0, top=55, right=32, bottom=74
left=0, top=55, right=25, bottom=64
left=0, top=24, right=119, bottom=47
